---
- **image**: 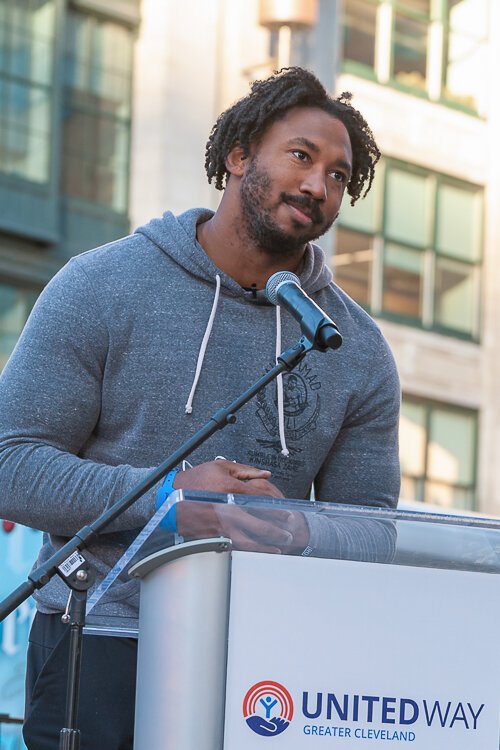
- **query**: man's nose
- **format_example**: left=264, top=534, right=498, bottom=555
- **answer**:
left=300, top=168, right=327, bottom=201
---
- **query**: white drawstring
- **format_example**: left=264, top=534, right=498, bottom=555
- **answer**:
left=185, top=280, right=289, bottom=457
left=185, top=275, right=221, bottom=414
left=275, top=305, right=290, bottom=457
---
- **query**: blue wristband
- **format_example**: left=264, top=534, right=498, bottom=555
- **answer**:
left=156, top=469, right=178, bottom=532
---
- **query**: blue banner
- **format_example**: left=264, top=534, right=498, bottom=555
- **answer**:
left=0, top=523, right=42, bottom=750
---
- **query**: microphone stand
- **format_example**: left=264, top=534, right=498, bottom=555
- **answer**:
left=0, top=328, right=340, bottom=749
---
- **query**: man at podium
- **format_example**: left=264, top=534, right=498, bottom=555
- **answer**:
left=0, top=67, right=400, bottom=749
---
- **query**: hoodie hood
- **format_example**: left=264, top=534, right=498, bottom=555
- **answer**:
left=135, top=207, right=333, bottom=300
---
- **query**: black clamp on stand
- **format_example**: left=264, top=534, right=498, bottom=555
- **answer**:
left=0, top=307, right=342, bottom=747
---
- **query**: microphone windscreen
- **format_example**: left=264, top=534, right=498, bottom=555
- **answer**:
left=265, top=271, right=301, bottom=305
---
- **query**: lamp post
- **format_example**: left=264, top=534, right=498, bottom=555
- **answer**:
left=258, top=0, right=318, bottom=68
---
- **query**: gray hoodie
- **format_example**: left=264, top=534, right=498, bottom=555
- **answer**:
left=0, top=208, right=400, bottom=623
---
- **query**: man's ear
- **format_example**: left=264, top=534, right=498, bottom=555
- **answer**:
left=225, top=143, right=248, bottom=177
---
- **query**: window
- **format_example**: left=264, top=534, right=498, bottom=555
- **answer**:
left=443, top=0, right=489, bottom=112
left=382, top=243, right=424, bottom=320
left=392, top=1, right=430, bottom=92
left=61, top=11, right=134, bottom=212
left=334, top=228, right=373, bottom=306
left=343, top=0, right=378, bottom=71
left=399, top=396, right=478, bottom=510
left=0, top=0, right=56, bottom=182
left=341, top=0, right=489, bottom=114
left=334, top=159, right=483, bottom=340
left=0, top=282, right=39, bottom=369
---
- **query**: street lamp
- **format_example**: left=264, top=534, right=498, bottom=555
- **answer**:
left=258, top=0, right=318, bottom=69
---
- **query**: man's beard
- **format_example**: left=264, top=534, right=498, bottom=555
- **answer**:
left=239, top=157, right=335, bottom=258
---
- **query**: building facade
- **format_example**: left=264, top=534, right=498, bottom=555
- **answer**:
left=335, top=0, right=500, bottom=516
left=0, top=0, right=140, bottom=369
left=0, top=1, right=140, bottom=743
left=0, top=0, right=499, bottom=742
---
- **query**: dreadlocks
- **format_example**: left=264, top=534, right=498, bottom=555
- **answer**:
left=205, top=67, right=380, bottom=206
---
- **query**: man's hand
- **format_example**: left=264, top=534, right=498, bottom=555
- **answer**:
left=246, top=506, right=310, bottom=554
left=176, top=502, right=295, bottom=553
left=172, top=460, right=309, bottom=553
left=173, top=459, right=283, bottom=498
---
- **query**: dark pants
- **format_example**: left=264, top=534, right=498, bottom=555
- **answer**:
left=24, top=612, right=137, bottom=750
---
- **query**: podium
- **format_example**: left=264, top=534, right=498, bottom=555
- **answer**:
left=126, top=492, right=500, bottom=750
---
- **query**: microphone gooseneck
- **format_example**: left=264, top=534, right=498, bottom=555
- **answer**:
left=265, top=271, right=343, bottom=351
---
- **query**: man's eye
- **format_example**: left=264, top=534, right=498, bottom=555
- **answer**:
left=292, top=150, right=309, bottom=161
left=330, top=171, right=347, bottom=183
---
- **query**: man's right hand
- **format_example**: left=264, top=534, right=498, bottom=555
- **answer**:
left=172, top=460, right=295, bottom=553
left=173, top=459, right=283, bottom=498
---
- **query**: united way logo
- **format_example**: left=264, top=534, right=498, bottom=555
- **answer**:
left=243, top=680, right=294, bottom=737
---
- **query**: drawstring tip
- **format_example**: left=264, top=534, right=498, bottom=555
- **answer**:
left=184, top=406, right=193, bottom=414
left=281, top=448, right=290, bottom=457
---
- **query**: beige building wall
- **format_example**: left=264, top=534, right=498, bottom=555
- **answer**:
left=130, top=0, right=219, bottom=220
left=130, top=0, right=500, bottom=513
left=130, top=0, right=272, bottom=223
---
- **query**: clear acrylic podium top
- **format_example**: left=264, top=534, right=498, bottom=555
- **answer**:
left=84, top=491, right=500, bottom=635
left=130, top=490, right=500, bottom=574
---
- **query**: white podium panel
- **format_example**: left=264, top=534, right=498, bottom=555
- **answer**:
left=223, top=552, right=500, bottom=749
left=129, top=494, right=500, bottom=750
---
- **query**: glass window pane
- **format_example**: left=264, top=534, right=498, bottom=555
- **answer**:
left=0, top=23, right=6, bottom=74
left=385, top=168, right=430, bottom=246
left=396, top=1, right=430, bottom=12
left=0, top=0, right=55, bottom=183
left=8, top=27, right=33, bottom=79
left=436, top=183, right=482, bottom=262
left=61, top=113, right=129, bottom=211
left=444, top=0, right=488, bottom=112
left=61, top=10, right=133, bottom=211
left=65, top=12, right=92, bottom=83
left=434, top=258, right=477, bottom=336
left=424, top=481, right=474, bottom=510
left=342, top=0, right=377, bottom=69
left=393, top=11, right=428, bottom=90
left=447, top=0, right=488, bottom=36
left=99, top=22, right=133, bottom=75
left=428, top=408, right=475, bottom=485
left=400, top=400, right=426, bottom=476
left=31, top=0, right=56, bottom=40
left=30, top=37, right=53, bottom=85
left=7, top=80, right=30, bottom=127
left=2, top=3, right=55, bottom=84
left=382, top=243, right=423, bottom=318
left=333, top=228, right=373, bottom=306
left=64, top=15, right=132, bottom=114
left=8, top=4, right=27, bottom=32
left=399, top=397, right=477, bottom=511
left=0, top=82, right=50, bottom=182
left=338, top=181, right=377, bottom=233
left=0, top=284, right=39, bottom=370
left=400, top=475, right=424, bottom=502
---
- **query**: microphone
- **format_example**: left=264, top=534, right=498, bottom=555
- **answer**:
left=265, top=271, right=342, bottom=351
